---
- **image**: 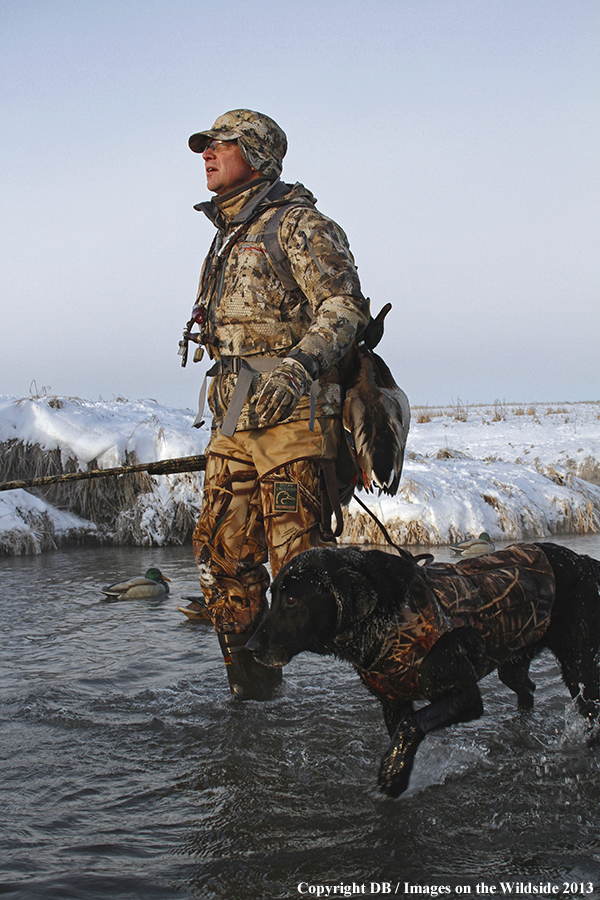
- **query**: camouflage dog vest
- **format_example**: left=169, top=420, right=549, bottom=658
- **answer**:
left=359, top=544, right=555, bottom=702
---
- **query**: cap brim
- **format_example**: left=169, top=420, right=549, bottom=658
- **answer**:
left=188, top=128, right=240, bottom=153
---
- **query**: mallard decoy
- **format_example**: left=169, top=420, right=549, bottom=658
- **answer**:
left=450, top=533, right=495, bottom=557
left=177, top=595, right=212, bottom=623
left=100, top=567, right=171, bottom=600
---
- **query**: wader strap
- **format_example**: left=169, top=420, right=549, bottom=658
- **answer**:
left=309, top=380, right=318, bottom=433
left=220, top=359, right=265, bottom=437
left=320, top=458, right=344, bottom=538
left=194, top=357, right=319, bottom=436
left=193, top=362, right=218, bottom=429
left=193, top=357, right=282, bottom=434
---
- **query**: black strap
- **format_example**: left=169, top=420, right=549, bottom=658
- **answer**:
left=352, top=493, right=434, bottom=565
left=320, top=458, right=344, bottom=538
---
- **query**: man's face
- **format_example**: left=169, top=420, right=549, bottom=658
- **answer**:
left=202, top=140, right=259, bottom=195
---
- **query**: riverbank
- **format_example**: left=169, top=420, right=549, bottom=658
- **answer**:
left=1, top=394, right=599, bottom=554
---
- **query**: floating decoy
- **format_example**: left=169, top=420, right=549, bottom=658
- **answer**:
left=177, top=596, right=212, bottom=623
left=450, top=533, right=495, bottom=557
left=100, top=567, right=171, bottom=600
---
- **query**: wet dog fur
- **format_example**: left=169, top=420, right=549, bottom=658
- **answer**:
left=246, top=542, right=600, bottom=797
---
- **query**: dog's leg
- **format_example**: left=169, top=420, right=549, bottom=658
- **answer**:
left=498, top=647, right=536, bottom=709
left=378, top=631, right=484, bottom=798
left=538, top=545, right=600, bottom=723
left=551, top=630, right=600, bottom=722
left=379, top=698, right=414, bottom=737
left=377, top=686, right=483, bottom=797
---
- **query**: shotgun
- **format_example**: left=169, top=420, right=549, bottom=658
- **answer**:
left=0, top=454, right=207, bottom=492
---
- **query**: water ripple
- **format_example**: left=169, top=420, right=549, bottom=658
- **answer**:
left=2, top=542, right=600, bottom=898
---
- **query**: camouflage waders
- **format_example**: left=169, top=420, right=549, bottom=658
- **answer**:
left=193, top=417, right=339, bottom=630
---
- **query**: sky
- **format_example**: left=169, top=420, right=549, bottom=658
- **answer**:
left=1, top=0, right=599, bottom=410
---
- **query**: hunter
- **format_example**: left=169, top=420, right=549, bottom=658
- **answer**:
left=185, top=109, right=370, bottom=700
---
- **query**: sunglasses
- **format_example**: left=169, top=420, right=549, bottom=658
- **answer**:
left=204, top=138, right=237, bottom=152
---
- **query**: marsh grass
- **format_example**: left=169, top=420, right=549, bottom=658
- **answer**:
left=0, top=438, right=203, bottom=555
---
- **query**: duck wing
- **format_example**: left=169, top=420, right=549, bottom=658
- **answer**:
left=100, top=576, right=167, bottom=599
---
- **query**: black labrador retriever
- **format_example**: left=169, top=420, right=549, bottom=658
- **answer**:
left=247, top=542, right=600, bottom=797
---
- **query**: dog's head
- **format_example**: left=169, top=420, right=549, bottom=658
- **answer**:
left=246, top=548, right=380, bottom=667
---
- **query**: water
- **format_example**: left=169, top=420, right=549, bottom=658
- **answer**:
left=2, top=536, right=600, bottom=899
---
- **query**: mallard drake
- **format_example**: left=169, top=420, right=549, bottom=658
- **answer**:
left=450, top=533, right=495, bottom=557
left=101, top=567, right=171, bottom=600
left=339, top=342, right=410, bottom=502
left=177, top=595, right=212, bottom=623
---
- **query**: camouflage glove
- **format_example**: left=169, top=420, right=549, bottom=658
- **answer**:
left=255, top=358, right=312, bottom=427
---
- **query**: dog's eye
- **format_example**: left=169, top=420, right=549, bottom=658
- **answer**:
left=285, top=595, right=298, bottom=606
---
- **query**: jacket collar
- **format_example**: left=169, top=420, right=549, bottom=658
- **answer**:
left=194, top=179, right=314, bottom=231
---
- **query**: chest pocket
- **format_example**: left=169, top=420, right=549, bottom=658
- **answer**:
left=237, top=242, right=269, bottom=267
left=219, top=240, right=286, bottom=325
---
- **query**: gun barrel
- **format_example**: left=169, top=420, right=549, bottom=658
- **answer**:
left=0, top=455, right=207, bottom=492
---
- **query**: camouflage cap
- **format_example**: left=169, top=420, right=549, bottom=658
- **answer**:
left=188, top=109, right=287, bottom=180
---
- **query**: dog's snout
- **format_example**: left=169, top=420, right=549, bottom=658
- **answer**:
left=245, top=632, right=261, bottom=654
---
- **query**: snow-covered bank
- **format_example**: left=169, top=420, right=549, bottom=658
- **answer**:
left=1, top=394, right=599, bottom=554
left=0, top=395, right=209, bottom=554
left=345, top=400, right=600, bottom=546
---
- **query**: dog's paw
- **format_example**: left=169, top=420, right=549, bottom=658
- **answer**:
left=377, top=719, right=424, bottom=798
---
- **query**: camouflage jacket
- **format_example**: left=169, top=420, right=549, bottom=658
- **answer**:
left=358, top=544, right=556, bottom=702
left=194, top=179, right=370, bottom=430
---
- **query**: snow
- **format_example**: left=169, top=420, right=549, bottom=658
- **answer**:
left=0, top=395, right=210, bottom=553
left=0, top=395, right=207, bottom=468
left=1, top=395, right=599, bottom=553
left=347, top=401, right=600, bottom=545
left=0, top=487, right=98, bottom=554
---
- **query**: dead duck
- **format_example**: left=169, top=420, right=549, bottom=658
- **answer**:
left=101, top=567, right=171, bottom=600
left=338, top=341, right=411, bottom=502
left=450, top=532, right=495, bottom=557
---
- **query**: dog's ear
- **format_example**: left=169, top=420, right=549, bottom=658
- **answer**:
left=331, top=569, right=379, bottom=633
